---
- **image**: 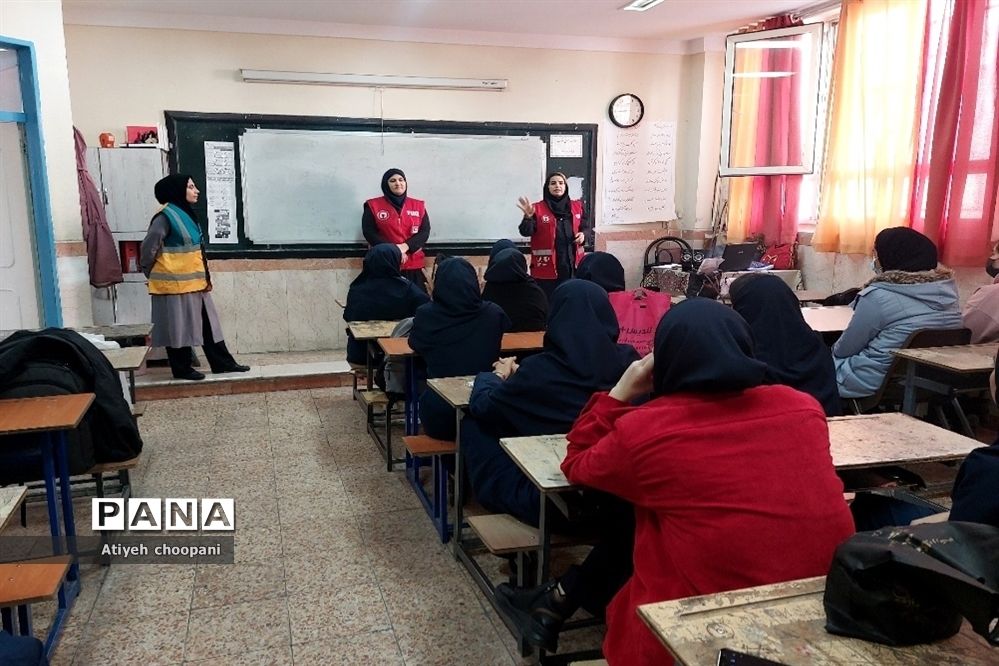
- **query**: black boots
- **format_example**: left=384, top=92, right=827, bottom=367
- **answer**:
left=166, top=347, right=205, bottom=381
left=495, top=580, right=575, bottom=652
left=203, top=340, right=250, bottom=374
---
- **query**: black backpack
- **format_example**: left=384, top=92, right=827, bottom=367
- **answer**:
left=0, top=358, right=96, bottom=484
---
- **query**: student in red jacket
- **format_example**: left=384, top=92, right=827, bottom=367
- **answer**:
left=363, top=168, right=431, bottom=291
left=499, top=298, right=855, bottom=664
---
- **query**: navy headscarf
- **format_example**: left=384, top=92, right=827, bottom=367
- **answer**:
left=410, top=257, right=511, bottom=377
left=380, top=168, right=407, bottom=211
left=874, top=227, right=938, bottom=272
left=343, top=244, right=429, bottom=364
left=154, top=174, right=197, bottom=219
left=730, top=274, right=841, bottom=416
left=576, top=252, right=626, bottom=293
left=482, top=248, right=548, bottom=332
left=470, top=279, right=639, bottom=436
left=488, top=239, right=517, bottom=265
left=652, top=298, right=767, bottom=396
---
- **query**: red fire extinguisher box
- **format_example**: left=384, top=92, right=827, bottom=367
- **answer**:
left=119, top=241, right=141, bottom=274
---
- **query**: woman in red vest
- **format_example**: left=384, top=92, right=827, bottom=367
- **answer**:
left=517, top=172, right=588, bottom=300
left=362, top=168, right=431, bottom=291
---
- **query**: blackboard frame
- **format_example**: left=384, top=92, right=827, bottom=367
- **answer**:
left=164, top=111, right=598, bottom=259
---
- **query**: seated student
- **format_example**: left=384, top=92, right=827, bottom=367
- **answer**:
left=730, top=273, right=841, bottom=416
left=834, top=227, right=961, bottom=398
left=463, top=279, right=639, bottom=525
left=949, top=353, right=999, bottom=527
left=481, top=248, right=548, bottom=332
left=575, top=251, right=626, bottom=293
left=343, top=244, right=429, bottom=369
left=498, top=299, right=854, bottom=664
left=962, top=241, right=999, bottom=343
left=410, top=257, right=510, bottom=440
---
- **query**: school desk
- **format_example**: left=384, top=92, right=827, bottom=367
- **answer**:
left=892, top=342, right=998, bottom=436
left=101, top=345, right=150, bottom=403
left=800, top=305, right=854, bottom=333
left=422, top=375, right=474, bottom=543
left=637, top=576, right=996, bottom=665
left=0, top=394, right=95, bottom=657
left=499, top=413, right=982, bottom=597
left=346, top=319, right=400, bottom=392
left=0, top=323, right=152, bottom=346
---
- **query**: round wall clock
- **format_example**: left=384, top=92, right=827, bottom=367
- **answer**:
left=609, top=93, right=645, bottom=128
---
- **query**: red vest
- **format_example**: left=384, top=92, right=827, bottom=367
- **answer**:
left=529, top=199, right=584, bottom=280
left=365, top=196, right=427, bottom=270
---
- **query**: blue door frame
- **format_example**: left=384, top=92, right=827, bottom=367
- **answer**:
left=1, top=35, right=63, bottom=326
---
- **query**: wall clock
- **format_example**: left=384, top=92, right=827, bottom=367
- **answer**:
left=609, top=93, right=645, bottom=128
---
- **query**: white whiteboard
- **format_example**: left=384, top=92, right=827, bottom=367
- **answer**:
left=239, top=129, right=547, bottom=244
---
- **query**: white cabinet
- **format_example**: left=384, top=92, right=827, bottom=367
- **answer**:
left=87, top=148, right=168, bottom=326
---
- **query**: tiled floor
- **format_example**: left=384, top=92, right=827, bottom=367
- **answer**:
left=4, top=387, right=604, bottom=665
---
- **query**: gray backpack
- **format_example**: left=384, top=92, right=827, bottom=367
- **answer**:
left=380, top=317, right=414, bottom=396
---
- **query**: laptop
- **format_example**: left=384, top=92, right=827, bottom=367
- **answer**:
left=719, top=243, right=759, bottom=272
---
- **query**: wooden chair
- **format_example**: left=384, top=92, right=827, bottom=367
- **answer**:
left=848, top=327, right=972, bottom=416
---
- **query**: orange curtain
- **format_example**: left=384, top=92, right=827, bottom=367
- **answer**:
left=726, top=47, right=762, bottom=242
left=813, top=0, right=929, bottom=254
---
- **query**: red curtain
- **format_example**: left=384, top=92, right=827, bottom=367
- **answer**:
left=909, top=0, right=999, bottom=266
left=739, top=16, right=804, bottom=245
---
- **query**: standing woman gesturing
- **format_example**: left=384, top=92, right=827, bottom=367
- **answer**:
left=363, top=168, right=431, bottom=291
left=518, top=172, right=588, bottom=300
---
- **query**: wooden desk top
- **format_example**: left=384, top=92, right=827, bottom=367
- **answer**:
left=500, top=434, right=571, bottom=491
left=499, top=414, right=981, bottom=492
left=801, top=305, right=854, bottom=333
left=379, top=331, right=546, bottom=359
left=0, top=555, right=73, bottom=606
left=0, top=394, right=95, bottom=435
left=76, top=323, right=153, bottom=341
left=0, top=486, right=27, bottom=531
left=794, top=290, right=829, bottom=303
left=638, top=576, right=995, bottom=665
left=101, top=345, right=150, bottom=371
left=829, top=413, right=982, bottom=469
left=347, top=320, right=399, bottom=340
left=427, top=376, right=475, bottom=408
left=892, top=342, right=998, bottom=374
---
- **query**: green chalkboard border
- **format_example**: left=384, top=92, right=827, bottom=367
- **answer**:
left=164, top=111, right=597, bottom=259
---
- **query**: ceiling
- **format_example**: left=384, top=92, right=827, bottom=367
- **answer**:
left=62, top=0, right=820, bottom=53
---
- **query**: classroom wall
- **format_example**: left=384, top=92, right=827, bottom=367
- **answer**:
left=1, top=0, right=91, bottom=326
left=62, top=23, right=722, bottom=350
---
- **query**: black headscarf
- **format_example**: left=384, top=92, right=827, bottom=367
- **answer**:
left=652, top=297, right=767, bottom=396
left=576, top=252, right=625, bottom=293
left=482, top=249, right=548, bottom=332
left=410, top=257, right=511, bottom=376
left=380, top=168, right=407, bottom=212
left=154, top=174, right=196, bottom=218
left=470, top=279, right=639, bottom=435
left=488, top=239, right=517, bottom=265
left=874, top=227, right=938, bottom=272
left=343, top=244, right=429, bottom=364
left=730, top=274, right=842, bottom=416
left=542, top=171, right=571, bottom=218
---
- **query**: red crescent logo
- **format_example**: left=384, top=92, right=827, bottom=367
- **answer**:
left=377, top=211, right=389, bottom=220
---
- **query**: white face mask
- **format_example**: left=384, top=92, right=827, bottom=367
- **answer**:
left=869, top=258, right=882, bottom=275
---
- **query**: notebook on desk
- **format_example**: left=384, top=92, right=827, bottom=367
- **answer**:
left=719, top=243, right=758, bottom=272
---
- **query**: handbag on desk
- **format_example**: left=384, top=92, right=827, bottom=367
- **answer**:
left=823, top=521, right=999, bottom=647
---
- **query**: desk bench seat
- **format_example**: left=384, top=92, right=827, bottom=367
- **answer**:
left=467, top=513, right=573, bottom=555
left=358, top=389, right=390, bottom=407
left=0, top=556, right=72, bottom=639
left=402, top=435, right=456, bottom=457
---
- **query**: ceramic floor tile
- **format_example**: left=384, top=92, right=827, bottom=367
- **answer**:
left=354, top=508, right=444, bottom=546
left=192, top=563, right=286, bottom=609
left=184, top=597, right=291, bottom=661
left=366, top=539, right=464, bottom=582
left=280, top=514, right=364, bottom=559
left=183, top=644, right=293, bottom=665
left=276, top=492, right=356, bottom=529
left=378, top=576, right=483, bottom=624
left=268, top=435, right=331, bottom=459
left=391, top=606, right=514, bottom=666
left=283, top=549, right=375, bottom=595
left=74, top=610, right=189, bottom=666
left=286, top=582, right=391, bottom=645
left=89, top=566, right=195, bottom=620
left=47, top=617, right=87, bottom=666
left=291, top=629, right=404, bottom=665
